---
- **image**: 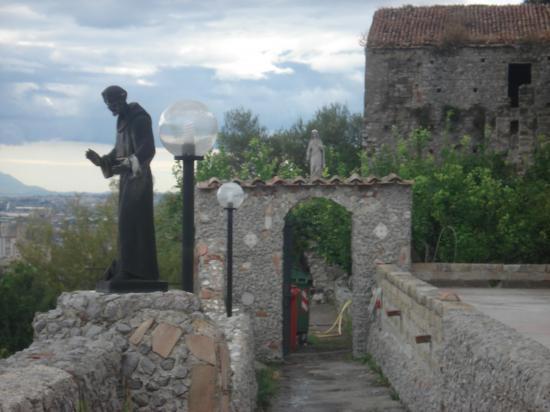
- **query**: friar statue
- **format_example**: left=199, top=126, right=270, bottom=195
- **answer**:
left=86, top=86, right=164, bottom=291
left=306, top=129, right=325, bottom=178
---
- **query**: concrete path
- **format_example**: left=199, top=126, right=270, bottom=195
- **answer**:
left=268, top=350, right=405, bottom=412
left=269, top=302, right=405, bottom=412
left=450, top=287, right=550, bottom=349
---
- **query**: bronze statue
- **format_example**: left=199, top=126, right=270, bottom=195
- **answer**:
left=86, top=86, right=165, bottom=292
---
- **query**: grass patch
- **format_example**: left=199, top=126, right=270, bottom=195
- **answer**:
left=256, top=364, right=280, bottom=410
left=359, top=353, right=400, bottom=401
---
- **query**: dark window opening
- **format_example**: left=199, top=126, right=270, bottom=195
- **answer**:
left=508, top=64, right=531, bottom=107
left=436, top=88, right=441, bottom=93
left=473, top=88, right=478, bottom=93
left=481, top=58, right=486, bottom=63
left=510, top=120, right=519, bottom=134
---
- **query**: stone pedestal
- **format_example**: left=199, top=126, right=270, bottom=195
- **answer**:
left=96, top=279, right=168, bottom=293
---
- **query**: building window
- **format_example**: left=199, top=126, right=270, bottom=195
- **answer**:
left=508, top=64, right=531, bottom=108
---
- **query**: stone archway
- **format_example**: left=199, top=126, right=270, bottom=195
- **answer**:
left=195, top=175, right=412, bottom=360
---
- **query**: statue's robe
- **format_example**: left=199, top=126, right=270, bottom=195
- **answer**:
left=100, top=103, right=159, bottom=280
left=306, top=137, right=325, bottom=178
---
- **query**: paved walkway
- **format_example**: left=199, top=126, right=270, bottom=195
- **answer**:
left=269, top=303, right=405, bottom=412
left=450, top=287, right=550, bottom=349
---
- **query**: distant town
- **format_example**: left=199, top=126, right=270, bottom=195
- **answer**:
left=0, top=193, right=113, bottom=268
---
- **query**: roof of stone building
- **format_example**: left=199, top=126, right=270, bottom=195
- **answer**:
left=367, top=4, right=550, bottom=48
left=197, top=173, right=413, bottom=189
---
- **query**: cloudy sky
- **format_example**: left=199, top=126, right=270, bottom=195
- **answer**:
left=0, top=0, right=521, bottom=192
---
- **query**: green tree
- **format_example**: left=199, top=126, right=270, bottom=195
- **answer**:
left=217, top=107, right=268, bottom=165
left=154, top=191, right=182, bottom=286
left=270, top=103, right=364, bottom=177
left=17, top=194, right=117, bottom=292
left=0, top=262, right=57, bottom=357
left=362, top=127, right=550, bottom=264
left=286, top=198, right=352, bottom=273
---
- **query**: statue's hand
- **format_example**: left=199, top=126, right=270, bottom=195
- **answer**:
left=112, top=157, right=131, bottom=174
left=86, top=149, right=101, bottom=166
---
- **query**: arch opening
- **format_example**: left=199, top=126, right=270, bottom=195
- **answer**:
left=282, top=197, right=352, bottom=356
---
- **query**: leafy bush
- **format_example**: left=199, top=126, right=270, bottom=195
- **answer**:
left=0, top=262, right=57, bottom=356
left=363, top=128, right=550, bottom=263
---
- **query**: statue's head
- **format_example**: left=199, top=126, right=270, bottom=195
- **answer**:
left=102, top=85, right=128, bottom=116
left=311, top=129, right=320, bottom=139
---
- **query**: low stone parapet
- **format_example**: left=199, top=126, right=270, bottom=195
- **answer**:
left=0, top=290, right=250, bottom=412
left=413, top=262, right=550, bottom=286
left=368, top=264, right=550, bottom=412
left=207, top=306, right=257, bottom=412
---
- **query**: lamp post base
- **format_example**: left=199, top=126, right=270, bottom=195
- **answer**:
left=96, top=279, right=169, bottom=293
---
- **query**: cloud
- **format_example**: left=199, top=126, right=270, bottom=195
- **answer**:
left=0, top=140, right=177, bottom=192
left=0, top=0, right=523, bottom=153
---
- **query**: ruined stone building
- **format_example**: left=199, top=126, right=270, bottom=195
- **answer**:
left=364, top=5, right=550, bottom=166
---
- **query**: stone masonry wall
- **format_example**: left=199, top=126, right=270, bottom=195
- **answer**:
left=367, top=264, right=550, bottom=412
left=195, top=177, right=412, bottom=360
left=0, top=291, right=247, bottom=412
left=364, top=45, right=550, bottom=167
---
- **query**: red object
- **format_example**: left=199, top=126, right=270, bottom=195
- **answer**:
left=375, top=298, right=382, bottom=309
left=290, top=286, right=300, bottom=352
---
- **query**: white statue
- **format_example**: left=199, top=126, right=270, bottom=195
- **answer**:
left=306, top=129, right=325, bottom=178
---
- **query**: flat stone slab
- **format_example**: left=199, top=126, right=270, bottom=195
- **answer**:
left=269, top=350, right=405, bottom=412
left=449, top=287, right=550, bottom=349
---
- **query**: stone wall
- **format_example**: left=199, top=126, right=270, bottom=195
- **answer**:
left=195, top=176, right=412, bottom=359
left=364, top=45, right=550, bottom=167
left=413, top=262, right=550, bottom=286
left=0, top=291, right=256, bottom=412
left=367, top=264, right=550, bottom=412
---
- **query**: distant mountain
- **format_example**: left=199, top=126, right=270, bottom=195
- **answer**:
left=0, top=172, right=52, bottom=196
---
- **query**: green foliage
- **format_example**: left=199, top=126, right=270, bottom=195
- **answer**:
left=17, top=195, right=117, bottom=292
left=256, top=365, right=280, bottom=410
left=286, top=198, right=351, bottom=273
left=217, top=107, right=268, bottom=164
left=359, top=353, right=391, bottom=387
left=362, top=128, right=550, bottom=263
left=239, top=137, right=279, bottom=180
left=154, top=192, right=182, bottom=286
left=0, top=262, right=57, bottom=356
left=196, top=147, right=233, bottom=182
left=270, top=103, right=363, bottom=176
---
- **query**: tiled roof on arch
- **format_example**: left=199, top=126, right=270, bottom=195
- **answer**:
left=367, top=4, right=550, bottom=48
left=196, top=174, right=413, bottom=189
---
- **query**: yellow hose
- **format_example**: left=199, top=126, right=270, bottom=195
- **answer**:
left=313, top=299, right=352, bottom=338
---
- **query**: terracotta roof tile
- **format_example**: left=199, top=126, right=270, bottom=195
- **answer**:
left=328, top=176, right=344, bottom=184
left=197, top=175, right=413, bottom=189
left=310, top=177, right=328, bottom=185
left=290, top=176, right=307, bottom=185
left=367, top=5, right=550, bottom=48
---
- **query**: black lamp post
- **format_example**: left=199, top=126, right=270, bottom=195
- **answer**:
left=216, top=182, right=245, bottom=317
left=159, top=101, right=217, bottom=292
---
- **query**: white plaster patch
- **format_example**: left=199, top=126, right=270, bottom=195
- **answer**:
left=373, top=222, right=388, bottom=239
left=244, top=232, right=258, bottom=249
left=241, top=292, right=255, bottom=306
left=265, top=215, right=272, bottom=230
left=403, top=211, right=411, bottom=219
left=199, top=213, right=210, bottom=223
left=241, top=262, right=252, bottom=271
